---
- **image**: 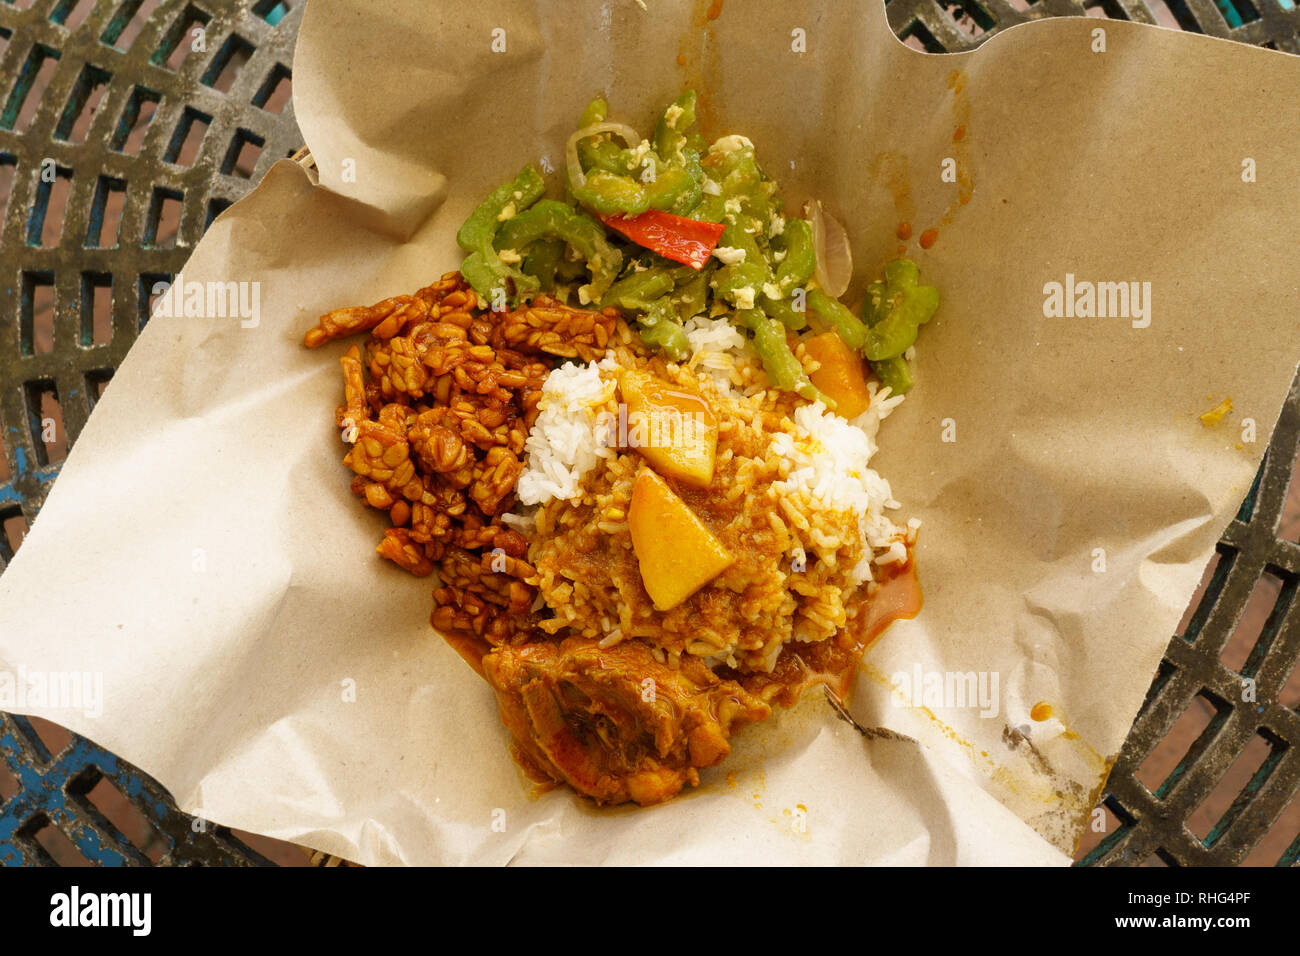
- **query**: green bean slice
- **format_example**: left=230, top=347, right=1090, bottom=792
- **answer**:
left=737, top=309, right=831, bottom=407
left=495, top=200, right=623, bottom=301
left=637, top=298, right=690, bottom=361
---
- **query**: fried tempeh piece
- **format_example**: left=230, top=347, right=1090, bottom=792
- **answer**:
left=304, top=295, right=429, bottom=348
left=311, top=272, right=617, bottom=643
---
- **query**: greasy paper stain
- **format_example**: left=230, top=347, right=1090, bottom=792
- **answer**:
left=777, top=802, right=812, bottom=842
left=871, top=151, right=917, bottom=261
left=858, top=661, right=1112, bottom=843
left=912, top=70, right=975, bottom=250
left=677, top=0, right=727, bottom=134
left=859, top=661, right=995, bottom=769
left=943, top=69, right=975, bottom=215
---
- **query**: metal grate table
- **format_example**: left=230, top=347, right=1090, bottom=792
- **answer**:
left=0, top=0, right=1297, bottom=866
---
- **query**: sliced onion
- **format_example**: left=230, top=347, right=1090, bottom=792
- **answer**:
left=565, top=121, right=643, bottom=193
left=805, top=199, right=853, bottom=298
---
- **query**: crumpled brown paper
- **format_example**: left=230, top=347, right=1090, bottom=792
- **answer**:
left=1, top=0, right=1298, bottom=864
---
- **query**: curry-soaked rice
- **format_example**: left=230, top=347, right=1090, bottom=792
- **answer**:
left=526, top=343, right=886, bottom=675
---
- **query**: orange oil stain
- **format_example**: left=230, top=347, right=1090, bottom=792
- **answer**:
left=859, top=666, right=1112, bottom=815
left=704, top=0, right=724, bottom=21
left=1071, top=754, right=1120, bottom=858
left=1025, top=701, right=1108, bottom=776
left=1199, top=396, right=1233, bottom=427
left=869, top=152, right=917, bottom=269
left=872, top=153, right=916, bottom=230
left=859, top=661, right=997, bottom=771
left=916, top=70, right=975, bottom=250
left=1045, top=706, right=1107, bottom=774
left=942, top=70, right=974, bottom=215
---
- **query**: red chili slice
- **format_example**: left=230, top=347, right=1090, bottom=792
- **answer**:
left=599, top=210, right=727, bottom=270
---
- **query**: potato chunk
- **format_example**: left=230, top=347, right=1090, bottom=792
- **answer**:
left=628, top=469, right=735, bottom=611
left=803, top=331, right=872, bottom=419
left=619, top=370, right=717, bottom=489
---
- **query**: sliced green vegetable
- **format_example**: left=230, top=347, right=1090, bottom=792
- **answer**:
left=571, top=93, right=705, bottom=219
left=456, top=164, right=547, bottom=300
left=575, top=98, right=633, bottom=175
left=554, top=253, right=588, bottom=285
left=692, top=193, right=727, bottom=225
left=457, top=164, right=546, bottom=255
left=636, top=298, right=690, bottom=361
left=456, top=93, right=942, bottom=409
left=871, top=355, right=914, bottom=395
left=807, top=288, right=868, bottom=351
left=717, top=218, right=764, bottom=261
left=495, top=199, right=624, bottom=301
left=521, top=238, right=564, bottom=291
left=653, top=91, right=696, bottom=162
left=602, top=269, right=675, bottom=312
left=775, top=218, right=815, bottom=294
left=573, top=169, right=652, bottom=217
left=673, top=264, right=714, bottom=321
left=459, top=252, right=514, bottom=304
left=712, top=261, right=767, bottom=309
left=736, top=309, right=831, bottom=407
left=710, top=139, right=761, bottom=186
left=646, top=150, right=703, bottom=216
left=707, top=140, right=777, bottom=231
left=649, top=93, right=704, bottom=215
left=860, top=258, right=939, bottom=361
left=578, top=96, right=607, bottom=128
left=760, top=294, right=807, bottom=331
left=860, top=258, right=938, bottom=393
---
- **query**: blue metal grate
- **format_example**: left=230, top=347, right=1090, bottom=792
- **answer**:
left=0, top=712, right=277, bottom=865
left=0, top=0, right=306, bottom=867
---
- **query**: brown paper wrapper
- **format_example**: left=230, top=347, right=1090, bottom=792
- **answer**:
left=1, top=0, right=1297, bottom=864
